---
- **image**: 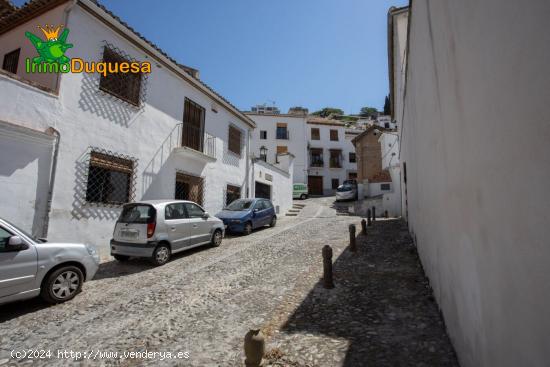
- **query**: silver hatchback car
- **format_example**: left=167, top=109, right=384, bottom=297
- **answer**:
left=0, top=218, right=100, bottom=305
left=110, top=200, right=225, bottom=266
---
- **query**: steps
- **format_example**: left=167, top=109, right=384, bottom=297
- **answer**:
left=286, top=203, right=306, bottom=216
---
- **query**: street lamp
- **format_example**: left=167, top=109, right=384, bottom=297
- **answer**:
left=259, top=146, right=267, bottom=162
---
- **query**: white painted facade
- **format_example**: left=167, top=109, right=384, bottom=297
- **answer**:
left=246, top=113, right=308, bottom=184
left=0, top=2, right=261, bottom=259
left=250, top=156, right=294, bottom=216
left=394, top=1, right=550, bottom=366
left=306, top=122, right=358, bottom=195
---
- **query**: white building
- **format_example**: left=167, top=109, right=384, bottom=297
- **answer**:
left=306, top=117, right=358, bottom=195
left=379, top=132, right=400, bottom=216
left=246, top=112, right=308, bottom=184
left=0, top=0, right=293, bottom=258
left=391, top=2, right=550, bottom=367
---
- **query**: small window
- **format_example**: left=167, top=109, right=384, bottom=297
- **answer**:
left=99, top=47, right=142, bottom=106
left=184, top=202, right=204, bottom=218
left=85, top=151, right=134, bottom=205
left=349, top=152, right=356, bottom=163
left=2, top=48, right=20, bottom=74
left=381, top=183, right=391, bottom=191
left=226, top=184, right=241, bottom=206
left=260, top=130, right=267, bottom=140
left=165, top=203, right=186, bottom=220
left=311, top=128, right=320, bottom=140
left=331, top=179, right=339, bottom=189
left=330, top=130, right=339, bottom=141
left=0, top=226, right=13, bottom=252
left=228, top=125, right=242, bottom=156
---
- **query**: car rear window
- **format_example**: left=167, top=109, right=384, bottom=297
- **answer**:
left=118, top=204, right=156, bottom=223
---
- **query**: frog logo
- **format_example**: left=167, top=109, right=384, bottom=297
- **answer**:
left=25, top=24, right=73, bottom=65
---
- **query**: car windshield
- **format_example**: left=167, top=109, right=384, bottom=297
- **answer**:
left=2, top=218, right=43, bottom=243
left=119, top=204, right=156, bottom=223
left=225, top=199, right=254, bottom=211
left=337, top=184, right=354, bottom=192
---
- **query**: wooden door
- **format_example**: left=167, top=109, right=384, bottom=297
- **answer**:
left=308, top=176, right=323, bottom=196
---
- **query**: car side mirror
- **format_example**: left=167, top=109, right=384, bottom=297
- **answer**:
left=253, top=208, right=259, bottom=213
left=7, top=236, right=26, bottom=251
left=202, top=212, right=209, bottom=219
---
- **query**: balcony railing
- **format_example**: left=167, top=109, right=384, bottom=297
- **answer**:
left=329, top=158, right=342, bottom=168
left=172, top=122, right=216, bottom=159
left=276, top=130, right=290, bottom=140
left=310, top=159, right=324, bottom=167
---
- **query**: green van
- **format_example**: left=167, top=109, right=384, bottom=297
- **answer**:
left=293, top=183, right=309, bottom=199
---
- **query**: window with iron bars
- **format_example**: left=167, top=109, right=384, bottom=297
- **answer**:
left=175, top=172, right=204, bottom=206
left=99, top=46, right=143, bottom=106
left=329, top=149, right=342, bottom=168
left=2, top=48, right=20, bottom=74
left=85, top=151, right=135, bottom=205
left=226, top=184, right=241, bottom=206
left=310, top=148, right=324, bottom=167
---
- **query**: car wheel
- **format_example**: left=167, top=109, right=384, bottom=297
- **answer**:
left=269, top=216, right=277, bottom=227
left=114, top=254, right=130, bottom=262
left=211, top=229, right=223, bottom=247
left=243, top=222, right=253, bottom=236
left=151, top=244, right=171, bottom=266
left=300, top=194, right=306, bottom=200
left=41, top=266, right=83, bottom=304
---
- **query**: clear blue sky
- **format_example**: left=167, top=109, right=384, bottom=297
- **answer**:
left=14, top=0, right=408, bottom=114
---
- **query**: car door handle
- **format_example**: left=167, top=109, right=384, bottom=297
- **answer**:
left=192, top=224, right=198, bottom=228
left=170, top=227, right=176, bottom=231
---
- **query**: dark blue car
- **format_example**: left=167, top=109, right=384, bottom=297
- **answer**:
left=215, top=198, right=277, bottom=235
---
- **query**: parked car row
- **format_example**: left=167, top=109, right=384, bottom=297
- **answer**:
left=0, top=198, right=277, bottom=306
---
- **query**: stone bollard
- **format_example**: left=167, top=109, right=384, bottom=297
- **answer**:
left=372, top=206, right=376, bottom=222
left=361, top=219, right=367, bottom=235
left=322, top=245, right=334, bottom=289
left=367, top=209, right=372, bottom=226
left=244, top=329, right=265, bottom=367
left=349, top=224, right=357, bottom=252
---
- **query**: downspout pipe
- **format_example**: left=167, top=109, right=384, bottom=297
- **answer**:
left=54, top=0, right=78, bottom=93
left=41, top=127, right=60, bottom=239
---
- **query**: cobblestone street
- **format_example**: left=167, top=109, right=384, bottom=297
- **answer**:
left=0, top=197, right=457, bottom=366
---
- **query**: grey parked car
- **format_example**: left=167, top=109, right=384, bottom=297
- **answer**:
left=0, top=218, right=100, bottom=305
left=110, top=200, right=225, bottom=266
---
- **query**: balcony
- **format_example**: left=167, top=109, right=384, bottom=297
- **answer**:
left=172, top=122, right=216, bottom=162
left=310, top=159, right=324, bottom=168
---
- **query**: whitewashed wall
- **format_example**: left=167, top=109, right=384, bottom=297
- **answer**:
left=248, top=114, right=307, bottom=184
left=399, top=1, right=550, bottom=366
left=251, top=159, right=294, bottom=216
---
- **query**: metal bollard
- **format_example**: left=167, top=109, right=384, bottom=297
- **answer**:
left=367, top=209, right=372, bottom=226
left=244, top=329, right=265, bottom=367
left=372, top=206, right=376, bottom=222
left=322, top=245, right=334, bottom=289
left=361, top=219, right=367, bottom=235
left=384, top=210, right=389, bottom=218
left=349, top=224, right=357, bottom=252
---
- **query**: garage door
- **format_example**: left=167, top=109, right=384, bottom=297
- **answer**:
left=308, top=176, right=324, bottom=196
left=255, top=181, right=271, bottom=199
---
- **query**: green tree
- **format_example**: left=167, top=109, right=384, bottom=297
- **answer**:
left=383, top=95, right=391, bottom=115
left=359, top=106, right=378, bottom=118
left=311, top=107, right=344, bottom=118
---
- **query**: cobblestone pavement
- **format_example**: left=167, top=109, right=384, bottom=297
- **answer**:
left=0, top=197, right=458, bottom=366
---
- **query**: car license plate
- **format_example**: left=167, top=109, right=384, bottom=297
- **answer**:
left=121, top=229, right=138, bottom=239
